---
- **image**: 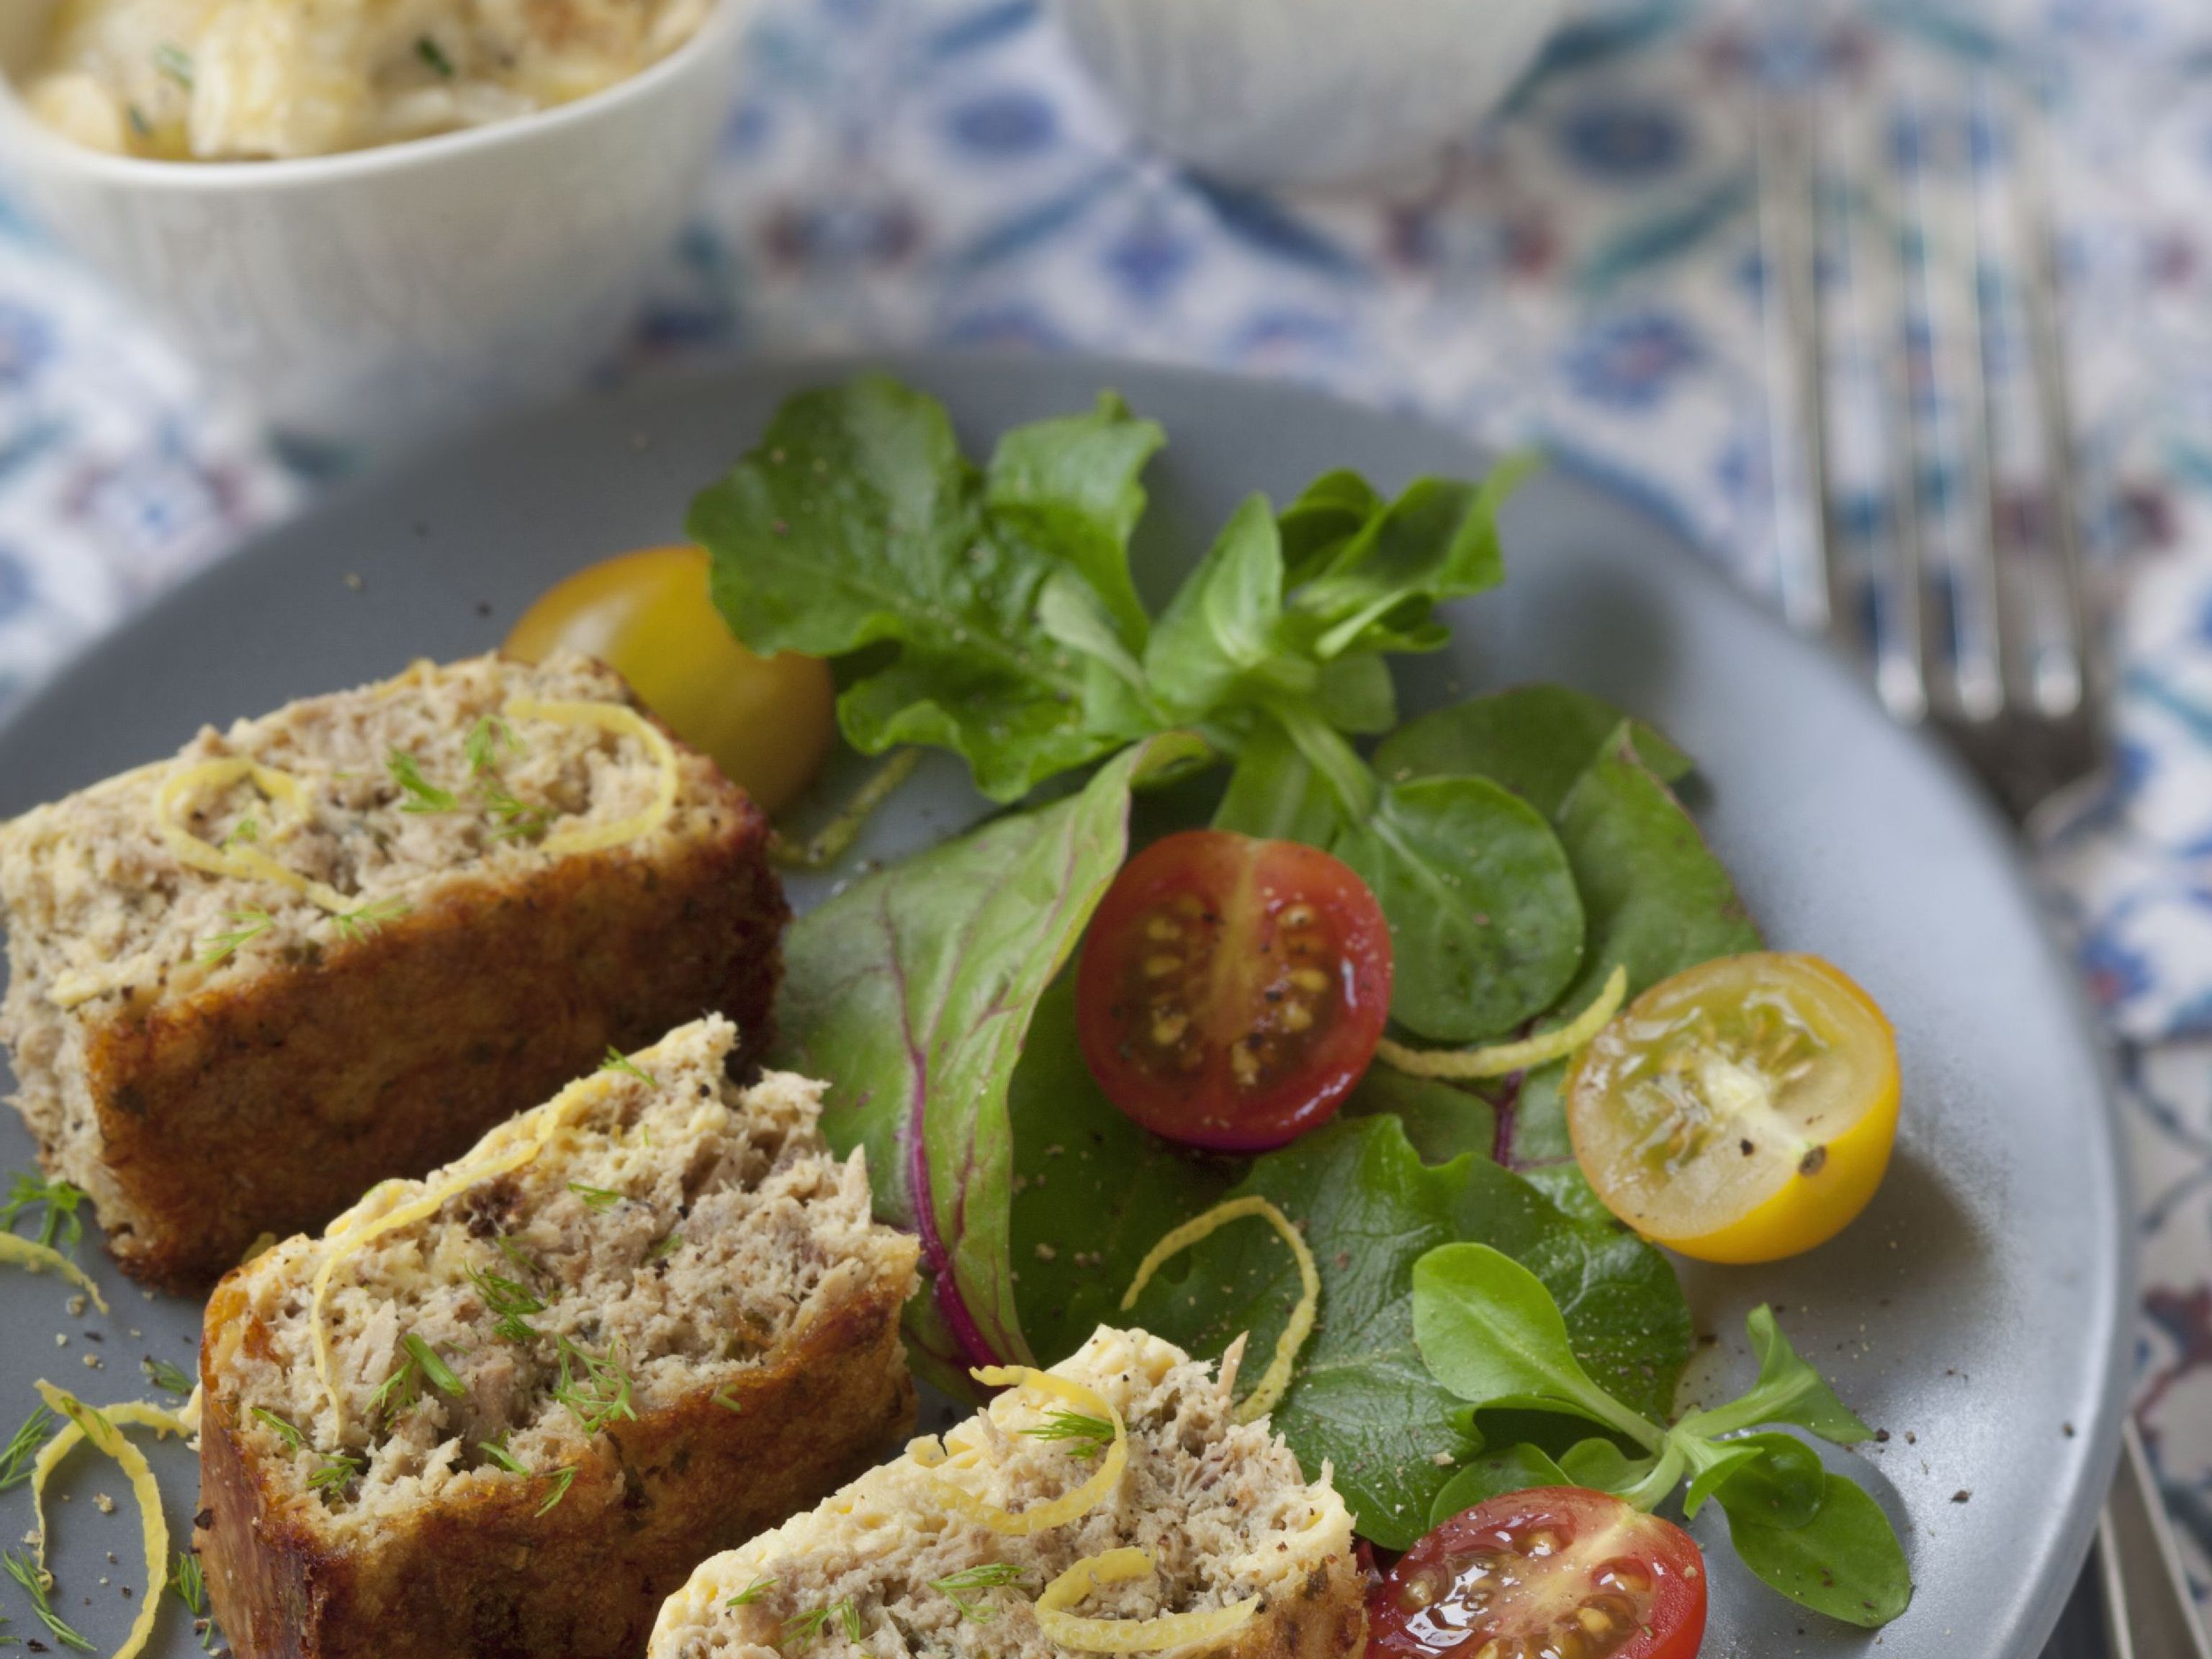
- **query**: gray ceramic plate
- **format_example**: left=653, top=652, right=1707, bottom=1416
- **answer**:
left=0, top=358, right=2128, bottom=1659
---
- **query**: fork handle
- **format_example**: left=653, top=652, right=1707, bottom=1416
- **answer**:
left=2098, top=1420, right=2211, bottom=1659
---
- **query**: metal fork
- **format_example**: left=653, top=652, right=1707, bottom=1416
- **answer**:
left=1754, top=66, right=2210, bottom=1659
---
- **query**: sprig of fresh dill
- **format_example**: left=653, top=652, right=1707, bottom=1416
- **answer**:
left=142, top=1357, right=194, bottom=1398
left=726, top=1575, right=776, bottom=1608
left=598, top=1047, right=659, bottom=1087
left=197, top=907, right=275, bottom=966
left=387, top=748, right=459, bottom=813
left=401, top=1334, right=466, bottom=1399
left=417, top=35, right=455, bottom=76
left=251, top=1407, right=307, bottom=1451
left=566, top=1182, right=624, bottom=1212
left=152, top=43, right=194, bottom=89
left=0, top=1406, right=56, bottom=1492
left=480, top=778, right=556, bottom=841
left=0, top=1172, right=85, bottom=1253
left=307, top=1448, right=365, bottom=1498
left=711, top=1386, right=744, bottom=1415
left=552, top=1337, right=637, bottom=1437
left=929, top=1563, right=1025, bottom=1621
left=217, top=814, right=258, bottom=848
left=479, top=1437, right=577, bottom=1513
left=1020, top=1410, right=1117, bottom=1457
left=783, top=1599, right=862, bottom=1645
left=331, top=896, right=412, bottom=941
left=3, top=1550, right=91, bottom=1650
left=168, top=1550, right=220, bottom=1652
left=493, top=1234, right=542, bottom=1282
left=465, top=716, right=521, bottom=776
left=534, top=1465, right=577, bottom=1515
left=467, top=1264, right=547, bottom=1345
left=647, top=1230, right=684, bottom=1263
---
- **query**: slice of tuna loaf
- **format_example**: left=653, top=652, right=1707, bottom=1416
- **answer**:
left=198, top=1015, right=921, bottom=1659
left=649, top=1326, right=1367, bottom=1659
left=0, top=650, right=788, bottom=1287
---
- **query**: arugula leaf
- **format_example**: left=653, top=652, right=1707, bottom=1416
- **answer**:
left=1375, top=685, right=1692, bottom=817
left=984, top=392, right=1164, bottom=649
left=776, top=734, right=1203, bottom=1390
left=1210, top=719, right=1337, bottom=844
left=1411, top=1243, right=1661, bottom=1449
left=1675, top=1306, right=1871, bottom=1445
left=1285, top=464, right=1532, bottom=660
left=1428, top=1443, right=1569, bottom=1524
left=1145, top=495, right=1308, bottom=721
left=691, top=377, right=1156, bottom=801
left=1277, top=469, right=1382, bottom=585
left=1715, top=1464, right=1914, bottom=1627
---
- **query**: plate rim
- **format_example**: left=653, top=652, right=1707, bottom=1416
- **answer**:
left=0, top=351, right=2138, bottom=1658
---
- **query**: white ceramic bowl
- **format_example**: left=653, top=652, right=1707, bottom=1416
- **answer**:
left=0, top=0, right=749, bottom=459
left=1053, top=0, right=1565, bottom=190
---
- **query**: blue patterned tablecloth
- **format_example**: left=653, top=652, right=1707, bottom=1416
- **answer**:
left=8, top=0, right=2212, bottom=1620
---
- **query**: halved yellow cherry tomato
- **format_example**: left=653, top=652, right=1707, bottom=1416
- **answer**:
left=1564, top=952, right=1899, bottom=1264
left=505, top=546, right=836, bottom=816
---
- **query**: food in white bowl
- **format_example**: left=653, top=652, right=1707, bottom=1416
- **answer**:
left=1052, top=0, right=1565, bottom=189
left=26, top=0, right=715, bottom=161
left=0, top=0, right=747, bottom=456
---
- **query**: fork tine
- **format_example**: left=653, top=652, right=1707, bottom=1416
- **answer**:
left=1755, top=85, right=1836, bottom=639
left=2013, top=85, right=2095, bottom=721
left=1953, top=73, right=2013, bottom=719
left=1847, top=91, right=1936, bottom=724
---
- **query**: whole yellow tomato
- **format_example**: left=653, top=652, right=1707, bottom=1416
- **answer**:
left=505, top=546, right=836, bottom=817
left=1564, top=952, right=1899, bottom=1265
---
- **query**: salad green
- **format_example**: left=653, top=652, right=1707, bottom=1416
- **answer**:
left=1416, top=1246, right=1912, bottom=1627
left=696, top=375, right=1910, bottom=1629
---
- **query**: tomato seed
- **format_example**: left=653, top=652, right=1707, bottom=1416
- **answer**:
left=1144, top=955, right=1181, bottom=979
left=1290, top=967, right=1330, bottom=994
left=1146, top=917, right=1182, bottom=942
left=1282, top=905, right=1315, bottom=927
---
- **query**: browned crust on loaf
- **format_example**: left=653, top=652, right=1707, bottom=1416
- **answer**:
left=85, top=788, right=786, bottom=1290
left=1229, top=1555, right=1368, bottom=1659
left=197, top=1261, right=917, bottom=1659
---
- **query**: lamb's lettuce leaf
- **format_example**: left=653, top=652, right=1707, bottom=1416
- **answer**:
left=692, top=377, right=1161, bottom=802
left=1333, top=775, right=1585, bottom=1041
left=772, top=734, right=1204, bottom=1393
left=1219, top=705, right=1585, bottom=1042
left=1376, top=685, right=1691, bottom=816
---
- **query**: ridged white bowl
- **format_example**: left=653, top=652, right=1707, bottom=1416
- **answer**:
left=0, top=0, right=750, bottom=459
left=1053, top=0, right=1564, bottom=189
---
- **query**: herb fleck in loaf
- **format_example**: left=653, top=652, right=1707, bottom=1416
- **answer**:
left=651, top=1327, right=1364, bottom=1659
left=199, top=1015, right=920, bottom=1659
left=0, top=651, right=787, bottom=1287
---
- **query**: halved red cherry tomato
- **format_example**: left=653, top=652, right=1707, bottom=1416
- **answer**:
left=1074, top=830, right=1391, bottom=1151
left=1370, top=1488, right=1707, bottom=1659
